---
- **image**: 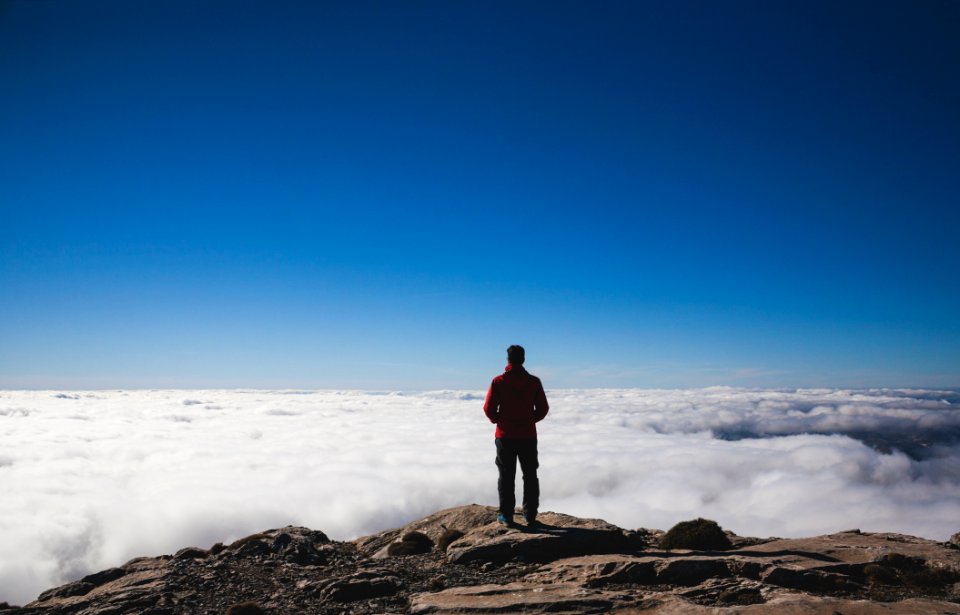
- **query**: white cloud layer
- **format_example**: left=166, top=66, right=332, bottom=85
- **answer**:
left=1, top=387, right=958, bottom=605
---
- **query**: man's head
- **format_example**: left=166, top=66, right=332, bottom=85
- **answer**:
left=507, top=345, right=525, bottom=366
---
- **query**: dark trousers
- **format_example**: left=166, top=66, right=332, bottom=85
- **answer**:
left=495, top=438, right=539, bottom=518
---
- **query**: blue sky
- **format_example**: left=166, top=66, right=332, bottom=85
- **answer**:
left=1, top=0, right=958, bottom=389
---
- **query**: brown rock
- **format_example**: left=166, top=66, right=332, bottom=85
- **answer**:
left=761, top=565, right=859, bottom=592
left=948, top=531, right=960, bottom=549
left=387, top=531, right=435, bottom=556
left=18, top=506, right=960, bottom=615
left=358, top=504, right=498, bottom=557
left=320, top=571, right=403, bottom=602
left=438, top=529, right=465, bottom=552
left=35, top=580, right=95, bottom=601
left=656, top=558, right=733, bottom=586
left=443, top=509, right=633, bottom=565
left=613, top=593, right=960, bottom=614
left=409, top=582, right=631, bottom=614
left=174, top=546, right=207, bottom=560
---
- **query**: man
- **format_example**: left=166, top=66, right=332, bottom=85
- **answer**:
left=483, top=345, right=549, bottom=526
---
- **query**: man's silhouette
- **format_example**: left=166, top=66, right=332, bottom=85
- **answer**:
left=483, top=345, right=549, bottom=526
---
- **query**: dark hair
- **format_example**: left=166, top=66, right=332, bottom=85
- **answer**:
left=507, top=345, right=525, bottom=365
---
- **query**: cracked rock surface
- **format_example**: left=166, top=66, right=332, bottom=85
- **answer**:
left=4, top=505, right=960, bottom=614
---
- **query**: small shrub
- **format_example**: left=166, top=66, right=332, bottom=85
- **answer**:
left=659, top=518, right=732, bottom=551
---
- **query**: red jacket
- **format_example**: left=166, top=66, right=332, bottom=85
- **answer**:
left=483, top=364, right=549, bottom=439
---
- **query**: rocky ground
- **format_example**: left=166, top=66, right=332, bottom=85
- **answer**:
left=3, top=504, right=960, bottom=614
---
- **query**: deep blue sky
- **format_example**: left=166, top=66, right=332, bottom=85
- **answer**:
left=2, top=0, right=958, bottom=389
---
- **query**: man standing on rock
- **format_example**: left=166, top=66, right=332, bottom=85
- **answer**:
left=483, top=345, right=549, bottom=526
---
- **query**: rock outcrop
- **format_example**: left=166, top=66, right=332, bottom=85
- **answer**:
left=4, top=505, right=959, bottom=614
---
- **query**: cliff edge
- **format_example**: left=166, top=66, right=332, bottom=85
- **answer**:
left=3, top=505, right=960, bottom=614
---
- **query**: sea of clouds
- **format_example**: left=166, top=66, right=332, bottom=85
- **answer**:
left=2, top=387, right=959, bottom=605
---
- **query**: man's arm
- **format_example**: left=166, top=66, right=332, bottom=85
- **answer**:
left=533, top=379, right=549, bottom=422
left=483, top=380, right=500, bottom=424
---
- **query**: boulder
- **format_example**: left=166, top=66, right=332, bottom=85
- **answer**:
left=947, top=531, right=960, bottom=549
left=174, top=547, right=207, bottom=560
left=36, top=580, right=95, bottom=601
left=80, top=567, right=127, bottom=587
left=444, top=510, right=634, bottom=565
left=320, top=571, right=403, bottom=602
left=387, top=531, right=435, bottom=555
left=358, top=504, right=498, bottom=556
left=438, top=529, right=465, bottom=552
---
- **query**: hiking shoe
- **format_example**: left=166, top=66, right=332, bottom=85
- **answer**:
left=497, top=513, right=514, bottom=526
left=525, top=516, right=539, bottom=527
